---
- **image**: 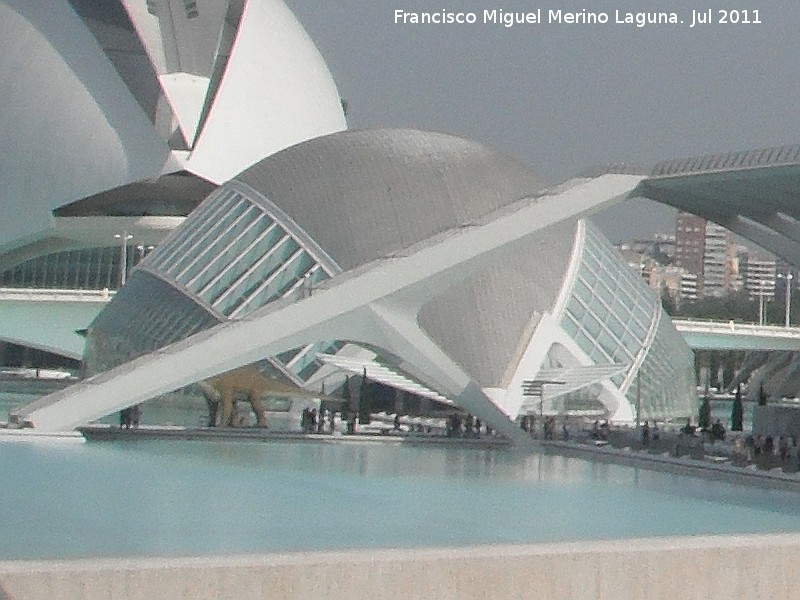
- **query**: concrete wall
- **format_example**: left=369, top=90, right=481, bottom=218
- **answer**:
left=2, top=533, right=800, bottom=599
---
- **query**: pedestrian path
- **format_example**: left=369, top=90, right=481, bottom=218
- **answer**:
left=542, top=436, right=800, bottom=492
left=76, top=423, right=512, bottom=448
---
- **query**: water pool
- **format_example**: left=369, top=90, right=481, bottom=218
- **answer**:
left=2, top=438, right=800, bottom=560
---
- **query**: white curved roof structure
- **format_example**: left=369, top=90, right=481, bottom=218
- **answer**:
left=640, top=144, right=800, bottom=268
left=635, top=144, right=800, bottom=402
left=15, top=130, right=695, bottom=436
left=0, top=0, right=346, bottom=264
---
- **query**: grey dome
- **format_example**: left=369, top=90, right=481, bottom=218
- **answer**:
left=235, top=128, right=547, bottom=271
left=86, top=128, right=554, bottom=389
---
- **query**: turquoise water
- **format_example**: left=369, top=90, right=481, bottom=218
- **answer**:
left=3, top=385, right=799, bottom=561
left=3, top=438, right=800, bottom=560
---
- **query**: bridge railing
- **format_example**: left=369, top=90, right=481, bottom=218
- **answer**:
left=672, top=318, right=800, bottom=337
left=0, top=287, right=115, bottom=303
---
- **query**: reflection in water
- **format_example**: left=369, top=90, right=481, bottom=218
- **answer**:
left=3, top=385, right=800, bottom=561
left=3, top=438, right=800, bottom=561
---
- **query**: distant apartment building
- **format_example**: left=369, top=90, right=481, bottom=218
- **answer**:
left=674, top=212, right=736, bottom=299
left=616, top=237, right=696, bottom=307
left=679, top=272, right=700, bottom=303
left=629, top=235, right=676, bottom=264
left=702, top=222, right=735, bottom=297
left=742, top=254, right=776, bottom=300
left=615, top=245, right=652, bottom=285
left=674, top=212, right=705, bottom=279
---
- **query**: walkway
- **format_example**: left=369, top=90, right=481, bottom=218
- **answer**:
left=0, top=293, right=109, bottom=359
left=673, top=318, right=800, bottom=351
left=542, top=428, right=800, bottom=492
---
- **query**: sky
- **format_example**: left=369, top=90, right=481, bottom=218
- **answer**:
left=284, top=0, right=800, bottom=241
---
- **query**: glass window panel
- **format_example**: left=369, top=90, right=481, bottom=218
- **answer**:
left=168, top=200, right=253, bottom=279
left=597, top=330, right=618, bottom=357
left=562, top=314, right=579, bottom=338
left=203, top=232, right=295, bottom=307
left=188, top=216, right=275, bottom=293
left=152, top=191, right=239, bottom=271
left=622, top=332, right=640, bottom=354
left=567, top=297, right=586, bottom=320
left=574, top=278, right=593, bottom=303
left=590, top=299, right=610, bottom=322
left=607, top=314, right=626, bottom=339
left=629, top=320, right=647, bottom=341
left=595, top=281, right=615, bottom=305
left=574, top=331, right=595, bottom=356
left=215, top=242, right=302, bottom=314
left=612, top=347, right=632, bottom=363
left=226, top=250, right=312, bottom=317
left=583, top=313, right=602, bottom=338
left=582, top=252, right=601, bottom=275
left=179, top=207, right=263, bottom=286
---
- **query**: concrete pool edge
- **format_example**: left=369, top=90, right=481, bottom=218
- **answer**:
left=1, top=533, right=798, bottom=599
left=541, top=439, right=800, bottom=491
left=76, top=423, right=800, bottom=491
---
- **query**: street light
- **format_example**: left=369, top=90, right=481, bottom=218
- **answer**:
left=778, top=271, right=794, bottom=327
left=757, top=280, right=768, bottom=326
left=114, top=232, right=133, bottom=287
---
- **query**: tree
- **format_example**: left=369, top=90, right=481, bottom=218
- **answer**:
left=731, top=383, right=743, bottom=431
left=358, top=368, right=371, bottom=424
left=758, top=383, right=768, bottom=406
left=341, top=376, right=351, bottom=419
left=699, top=395, right=711, bottom=430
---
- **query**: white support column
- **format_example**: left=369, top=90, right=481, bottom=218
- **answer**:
left=366, top=301, right=531, bottom=444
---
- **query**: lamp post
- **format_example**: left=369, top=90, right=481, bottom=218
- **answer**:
left=778, top=271, right=794, bottom=327
left=114, top=232, right=133, bottom=287
left=757, top=280, right=767, bottom=326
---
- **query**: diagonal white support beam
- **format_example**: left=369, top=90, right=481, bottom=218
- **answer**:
left=14, top=175, right=643, bottom=432
left=365, top=301, right=532, bottom=444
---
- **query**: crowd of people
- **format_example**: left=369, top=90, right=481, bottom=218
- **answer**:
left=519, top=414, right=578, bottom=441
left=299, top=407, right=361, bottom=435
left=741, top=433, right=800, bottom=468
left=301, top=407, right=333, bottom=434
left=445, top=412, right=487, bottom=438
left=640, top=420, right=661, bottom=445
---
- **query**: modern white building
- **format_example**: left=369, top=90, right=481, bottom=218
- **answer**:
left=12, top=2, right=800, bottom=435
left=0, top=0, right=347, bottom=357
left=16, top=130, right=696, bottom=436
left=0, top=0, right=346, bottom=269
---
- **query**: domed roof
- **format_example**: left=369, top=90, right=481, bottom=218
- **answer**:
left=0, top=0, right=346, bottom=255
left=234, top=128, right=547, bottom=271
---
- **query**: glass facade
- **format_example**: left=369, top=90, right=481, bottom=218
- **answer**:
left=143, top=186, right=334, bottom=319
left=630, top=315, right=695, bottom=420
left=0, top=245, right=154, bottom=291
left=83, top=270, right=220, bottom=374
left=558, top=221, right=694, bottom=419
left=88, top=184, right=344, bottom=384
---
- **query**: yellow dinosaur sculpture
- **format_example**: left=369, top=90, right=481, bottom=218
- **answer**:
left=198, top=366, right=273, bottom=428
left=197, top=365, right=342, bottom=428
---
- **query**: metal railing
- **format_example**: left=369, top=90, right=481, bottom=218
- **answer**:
left=673, top=318, right=800, bottom=338
left=0, top=287, right=115, bottom=303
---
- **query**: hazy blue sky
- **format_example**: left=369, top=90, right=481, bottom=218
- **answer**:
left=285, top=1, right=800, bottom=240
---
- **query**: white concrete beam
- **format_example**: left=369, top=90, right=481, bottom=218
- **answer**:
left=14, top=175, right=644, bottom=432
